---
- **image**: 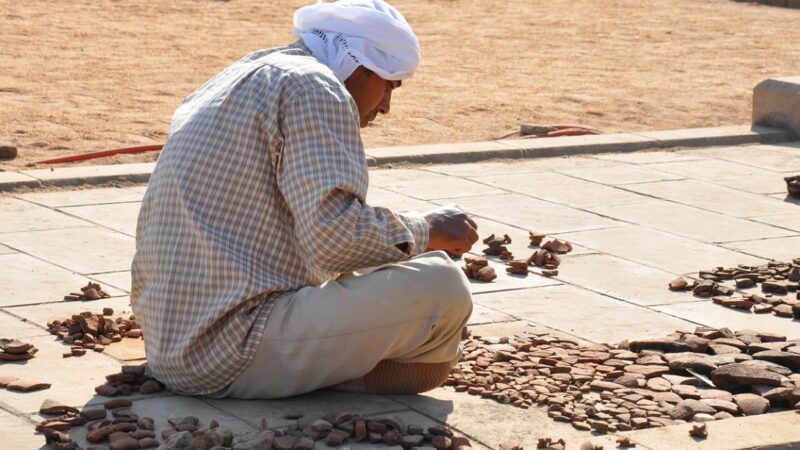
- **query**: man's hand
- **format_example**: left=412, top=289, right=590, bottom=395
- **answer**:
left=423, top=205, right=479, bottom=258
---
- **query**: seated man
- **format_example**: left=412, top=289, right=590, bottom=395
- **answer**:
left=131, top=0, right=478, bottom=399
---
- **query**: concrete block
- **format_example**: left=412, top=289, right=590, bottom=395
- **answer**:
left=753, top=76, right=800, bottom=139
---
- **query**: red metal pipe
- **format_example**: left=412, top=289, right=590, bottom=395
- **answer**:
left=35, top=144, right=164, bottom=165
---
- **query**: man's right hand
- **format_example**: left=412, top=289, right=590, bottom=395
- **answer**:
left=423, top=204, right=479, bottom=258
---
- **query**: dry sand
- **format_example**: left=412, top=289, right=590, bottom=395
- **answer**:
left=1, top=0, right=799, bottom=167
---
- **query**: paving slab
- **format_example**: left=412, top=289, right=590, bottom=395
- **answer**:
left=88, top=270, right=132, bottom=293
left=470, top=171, right=653, bottom=209
left=366, top=186, right=439, bottom=212
left=645, top=158, right=791, bottom=195
left=443, top=193, right=622, bottom=234
left=0, top=253, right=126, bottom=307
left=424, top=155, right=622, bottom=178
left=0, top=170, right=40, bottom=191
left=0, top=335, right=122, bottom=413
left=554, top=253, right=695, bottom=306
left=466, top=319, right=541, bottom=340
left=60, top=201, right=141, bottom=236
left=593, top=150, right=707, bottom=164
left=20, top=162, right=156, bottom=186
left=0, top=226, right=135, bottom=274
left=749, top=212, right=800, bottom=232
left=389, top=387, right=592, bottom=450
left=0, top=409, right=41, bottom=450
left=558, top=163, right=684, bottom=185
left=102, top=334, right=147, bottom=362
left=722, top=235, right=800, bottom=261
left=622, top=179, right=798, bottom=217
left=204, top=390, right=408, bottom=430
left=369, top=168, right=505, bottom=200
left=475, top=284, right=694, bottom=343
left=695, top=142, right=800, bottom=172
left=0, top=310, right=51, bottom=339
left=470, top=216, right=596, bottom=257
left=468, top=303, right=516, bottom=325
left=587, top=200, right=795, bottom=243
left=4, top=296, right=133, bottom=329
left=18, top=185, right=147, bottom=207
left=0, top=198, right=91, bottom=233
left=559, top=226, right=768, bottom=274
left=619, top=410, right=800, bottom=450
left=0, top=242, right=14, bottom=255
left=654, top=301, right=800, bottom=340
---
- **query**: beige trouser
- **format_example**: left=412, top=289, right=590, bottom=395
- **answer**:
left=211, top=250, right=473, bottom=399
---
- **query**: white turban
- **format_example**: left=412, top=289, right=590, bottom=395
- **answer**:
left=293, top=0, right=420, bottom=82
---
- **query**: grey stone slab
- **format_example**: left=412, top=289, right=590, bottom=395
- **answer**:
left=389, top=387, right=592, bottom=450
left=0, top=226, right=135, bottom=274
left=60, top=202, right=141, bottom=236
left=0, top=335, right=122, bottom=413
left=89, top=270, right=131, bottom=293
left=205, top=390, right=407, bottom=429
left=0, top=310, right=50, bottom=339
left=622, top=179, right=799, bottom=218
left=592, top=150, right=707, bottom=164
left=654, top=301, right=800, bottom=341
left=722, top=235, right=800, bottom=261
left=441, top=193, right=622, bottom=234
left=696, top=142, right=800, bottom=172
left=646, top=158, right=790, bottom=195
left=20, top=162, right=155, bottom=185
left=369, top=168, right=504, bottom=200
left=468, top=303, right=516, bottom=325
left=559, top=164, right=684, bottom=185
left=0, top=253, right=125, bottom=307
left=62, top=396, right=255, bottom=450
left=470, top=172, right=652, bottom=209
left=422, top=155, right=620, bottom=178
left=588, top=200, right=794, bottom=243
left=5, top=296, right=133, bottom=329
left=18, top=185, right=147, bottom=207
left=0, top=198, right=91, bottom=233
left=749, top=212, right=800, bottom=232
left=476, top=284, right=695, bottom=344
left=558, top=226, right=767, bottom=275
left=0, top=409, right=41, bottom=450
left=366, top=186, right=439, bottom=212
left=554, top=254, right=695, bottom=306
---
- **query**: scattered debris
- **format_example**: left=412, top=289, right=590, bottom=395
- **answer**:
left=47, top=310, right=142, bottom=356
left=671, top=260, right=800, bottom=320
left=0, top=338, right=38, bottom=361
left=786, top=175, right=800, bottom=199
left=462, top=255, right=498, bottom=282
left=448, top=326, right=800, bottom=433
left=483, top=234, right=514, bottom=260
left=63, top=282, right=112, bottom=302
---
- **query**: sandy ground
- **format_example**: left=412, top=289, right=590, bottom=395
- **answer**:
left=1, top=0, right=799, bottom=167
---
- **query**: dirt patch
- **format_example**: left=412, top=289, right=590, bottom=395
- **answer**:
left=1, top=0, right=799, bottom=167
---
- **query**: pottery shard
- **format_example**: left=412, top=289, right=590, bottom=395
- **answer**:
left=109, top=434, right=139, bottom=450
left=668, top=354, right=717, bottom=375
left=733, top=393, right=770, bottom=416
left=293, top=436, right=315, bottom=450
left=40, top=399, right=80, bottom=415
left=1, top=339, right=34, bottom=354
left=0, top=375, right=19, bottom=387
left=629, top=338, right=689, bottom=353
left=105, top=399, right=132, bottom=409
left=668, top=399, right=717, bottom=420
left=700, top=399, right=739, bottom=414
left=668, top=277, right=691, bottom=291
left=6, top=378, right=51, bottom=392
left=753, top=350, right=800, bottom=370
left=711, top=363, right=782, bottom=387
left=232, top=430, right=275, bottom=450
left=625, top=364, right=670, bottom=378
left=708, top=343, right=742, bottom=355
left=774, top=304, right=794, bottom=317
left=589, top=380, right=625, bottom=391
left=80, top=315, right=100, bottom=335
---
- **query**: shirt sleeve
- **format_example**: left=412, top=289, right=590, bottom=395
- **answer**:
left=276, top=84, right=429, bottom=273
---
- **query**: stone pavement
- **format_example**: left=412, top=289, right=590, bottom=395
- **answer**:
left=1, top=141, right=800, bottom=449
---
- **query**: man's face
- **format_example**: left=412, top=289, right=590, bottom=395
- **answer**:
left=344, top=67, right=401, bottom=128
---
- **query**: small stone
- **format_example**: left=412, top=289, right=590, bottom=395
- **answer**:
left=293, top=436, right=314, bottom=450
left=103, top=308, right=114, bottom=316
left=693, top=413, right=715, bottom=422
left=711, top=363, right=782, bottom=387
left=432, top=435, right=453, bottom=450
left=733, top=393, right=770, bottom=416
left=668, top=400, right=717, bottom=420
left=689, top=423, right=708, bottom=439
left=668, top=277, right=691, bottom=291
left=139, top=438, right=159, bottom=449
left=382, top=429, right=402, bottom=446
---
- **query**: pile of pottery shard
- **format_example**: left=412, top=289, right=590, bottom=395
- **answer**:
left=447, top=326, right=800, bottom=435
left=0, top=338, right=38, bottom=361
left=47, top=308, right=143, bottom=357
left=64, top=282, right=112, bottom=301
left=462, top=232, right=573, bottom=282
left=669, top=259, right=800, bottom=319
left=41, top=386, right=479, bottom=450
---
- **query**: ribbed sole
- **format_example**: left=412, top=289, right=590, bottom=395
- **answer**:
left=362, top=360, right=453, bottom=395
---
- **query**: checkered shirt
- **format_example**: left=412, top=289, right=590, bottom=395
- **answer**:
left=131, top=42, right=429, bottom=395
